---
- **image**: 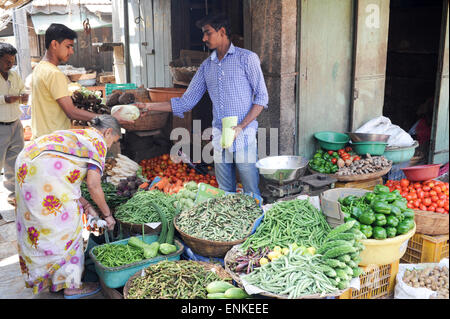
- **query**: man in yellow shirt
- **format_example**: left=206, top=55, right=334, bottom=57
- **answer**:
left=32, top=24, right=130, bottom=138
left=0, top=43, right=28, bottom=206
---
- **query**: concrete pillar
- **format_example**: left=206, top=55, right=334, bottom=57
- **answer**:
left=245, top=0, right=298, bottom=156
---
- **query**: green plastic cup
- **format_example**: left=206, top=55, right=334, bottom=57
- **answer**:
left=221, top=116, right=238, bottom=149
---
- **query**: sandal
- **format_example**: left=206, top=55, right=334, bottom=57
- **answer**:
left=64, top=282, right=101, bottom=299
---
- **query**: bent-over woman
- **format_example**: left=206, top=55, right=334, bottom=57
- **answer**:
left=14, top=115, right=120, bottom=298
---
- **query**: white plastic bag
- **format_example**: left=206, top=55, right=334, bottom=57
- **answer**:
left=394, top=258, right=449, bottom=299
left=355, top=116, right=415, bottom=148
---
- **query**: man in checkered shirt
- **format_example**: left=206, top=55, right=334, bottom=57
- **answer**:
left=140, top=13, right=269, bottom=196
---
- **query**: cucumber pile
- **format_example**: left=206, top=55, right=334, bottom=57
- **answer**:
left=317, top=220, right=366, bottom=291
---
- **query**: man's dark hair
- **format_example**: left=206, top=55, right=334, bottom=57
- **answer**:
left=196, top=13, right=231, bottom=38
left=0, top=43, right=17, bottom=58
left=45, top=23, right=78, bottom=49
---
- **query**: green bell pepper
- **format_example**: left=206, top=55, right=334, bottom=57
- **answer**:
left=373, top=184, right=390, bottom=195
left=402, top=209, right=415, bottom=220
left=360, top=225, right=373, bottom=239
left=386, top=215, right=399, bottom=228
left=359, top=210, right=376, bottom=225
left=371, top=201, right=391, bottom=214
left=392, top=199, right=408, bottom=212
left=363, top=192, right=376, bottom=205
left=350, top=206, right=364, bottom=219
left=342, top=195, right=359, bottom=207
left=323, top=153, right=331, bottom=160
left=397, top=219, right=414, bottom=235
left=386, top=226, right=397, bottom=238
left=374, top=213, right=387, bottom=227
left=332, top=152, right=339, bottom=158
left=373, top=226, right=387, bottom=240
left=391, top=189, right=402, bottom=199
left=390, top=206, right=402, bottom=219
left=384, top=193, right=398, bottom=203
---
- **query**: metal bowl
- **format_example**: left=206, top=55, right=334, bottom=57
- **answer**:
left=256, top=156, right=309, bottom=185
left=347, top=133, right=390, bottom=143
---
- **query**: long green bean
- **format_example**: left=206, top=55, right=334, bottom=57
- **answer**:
left=114, top=190, right=176, bottom=224
left=242, top=248, right=338, bottom=299
left=93, top=244, right=145, bottom=267
left=240, top=199, right=331, bottom=252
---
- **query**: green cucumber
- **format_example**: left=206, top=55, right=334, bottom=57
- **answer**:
left=325, top=220, right=357, bottom=241
left=207, top=293, right=227, bottom=299
left=318, top=241, right=352, bottom=255
left=323, top=245, right=356, bottom=259
left=224, top=288, right=250, bottom=299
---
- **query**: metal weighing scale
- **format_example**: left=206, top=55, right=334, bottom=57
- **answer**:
left=256, top=156, right=337, bottom=204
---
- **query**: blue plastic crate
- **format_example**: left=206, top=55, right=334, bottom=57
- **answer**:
left=89, top=235, right=184, bottom=288
left=105, top=83, right=137, bottom=96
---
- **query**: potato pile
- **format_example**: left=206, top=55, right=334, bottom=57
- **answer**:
left=402, top=266, right=449, bottom=299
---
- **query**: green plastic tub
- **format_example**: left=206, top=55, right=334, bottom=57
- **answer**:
left=351, top=141, right=388, bottom=156
left=383, top=141, right=419, bottom=164
left=314, top=131, right=350, bottom=151
left=89, top=235, right=184, bottom=288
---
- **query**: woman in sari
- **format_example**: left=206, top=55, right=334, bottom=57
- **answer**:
left=15, top=115, right=121, bottom=298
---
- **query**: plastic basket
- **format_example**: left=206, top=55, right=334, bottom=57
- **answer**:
left=339, top=260, right=399, bottom=299
left=400, top=233, right=449, bottom=264
left=89, top=235, right=184, bottom=288
left=105, top=83, right=137, bottom=96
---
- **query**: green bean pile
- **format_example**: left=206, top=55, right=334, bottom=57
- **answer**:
left=114, top=190, right=176, bottom=224
left=93, top=244, right=145, bottom=268
left=242, top=249, right=338, bottom=299
left=240, top=199, right=331, bottom=251
left=176, top=194, right=262, bottom=242
left=81, top=182, right=128, bottom=210
left=126, top=260, right=224, bottom=299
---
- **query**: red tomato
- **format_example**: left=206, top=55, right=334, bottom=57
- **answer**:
left=433, top=186, right=442, bottom=194
left=413, top=183, right=421, bottom=189
left=437, top=200, right=445, bottom=208
left=410, top=193, right=418, bottom=200
left=429, top=190, right=437, bottom=197
left=428, top=182, right=435, bottom=188
left=407, top=202, right=414, bottom=209
left=400, top=179, right=410, bottom=188
left=413, top=199, right=421, bottom=208
left=423, top=198, right=432, bottom=206
left=431, top=195, right=439, bottom=203
left=423, top=186, right=431, bottom=192
left=345, top=146, right=352, bottom=152
left=417, top=191, right=425, bottom=199
left=328, top=151, right=334, bottom=155
left=419, top=205, right=428, bottom=211
left=338, top=149, right=345, bottom=155
left=435, top=208, right=445, bottom=214
left=428, top=206, right=436, bottom=212
left=406, top=194, right=414, bottom=201
left=444, top=202, right=449, bottom=211
left=331, top=158, right=338, bottom=164
left=395, top=185, right=402, bottom=190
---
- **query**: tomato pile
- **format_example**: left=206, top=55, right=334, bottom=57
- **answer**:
left=139, top=154, right=218, bottom=188
left=385, top=179, right=449, bottom=214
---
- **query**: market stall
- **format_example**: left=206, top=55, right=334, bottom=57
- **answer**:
left=75, top=85, right=449, bottom=300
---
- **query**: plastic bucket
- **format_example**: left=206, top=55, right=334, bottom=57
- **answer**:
left=358, top=224, right=416, bottom=266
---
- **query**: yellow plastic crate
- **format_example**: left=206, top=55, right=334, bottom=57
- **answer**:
left=339, top=260, right=399, bottom=299
left=400, top=233, right=449, bottom=264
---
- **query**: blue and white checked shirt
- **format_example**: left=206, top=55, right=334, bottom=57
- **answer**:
left=171, top=44, right=269, bottom=152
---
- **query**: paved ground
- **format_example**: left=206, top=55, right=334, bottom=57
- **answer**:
left=0, top=173, right=106, bottom=299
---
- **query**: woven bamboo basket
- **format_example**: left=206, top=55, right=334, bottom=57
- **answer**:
left=123, top=261, right=231, bottom=299
left=224, top=245, right=348, bottom=299
left=308, top=164, right=392, bottom=182
left=414, top=209, right=449, bottom=236
left=173, top=214, right=258, bottom=258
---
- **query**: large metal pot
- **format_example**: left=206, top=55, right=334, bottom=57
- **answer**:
left=256, top=156, right=309, bottom=185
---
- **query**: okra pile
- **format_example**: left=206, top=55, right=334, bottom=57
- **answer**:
left=176, top=194, right=262, bottom=242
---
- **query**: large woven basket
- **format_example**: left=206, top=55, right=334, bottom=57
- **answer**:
left=123, top=261, right=231, bottom=299
left=224, top=245, right=348, bottom=299
left=414, top=209, right=449, bottom=236
left=173, top=215, right=255, bottom=258
left=308, top=164, right=392, bottom=182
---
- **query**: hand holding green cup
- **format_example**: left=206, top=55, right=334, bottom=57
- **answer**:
left=221, top=116, right=238, bottom=149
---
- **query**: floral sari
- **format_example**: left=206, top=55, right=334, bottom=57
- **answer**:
left=14, top=127, right=107, bottom=294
